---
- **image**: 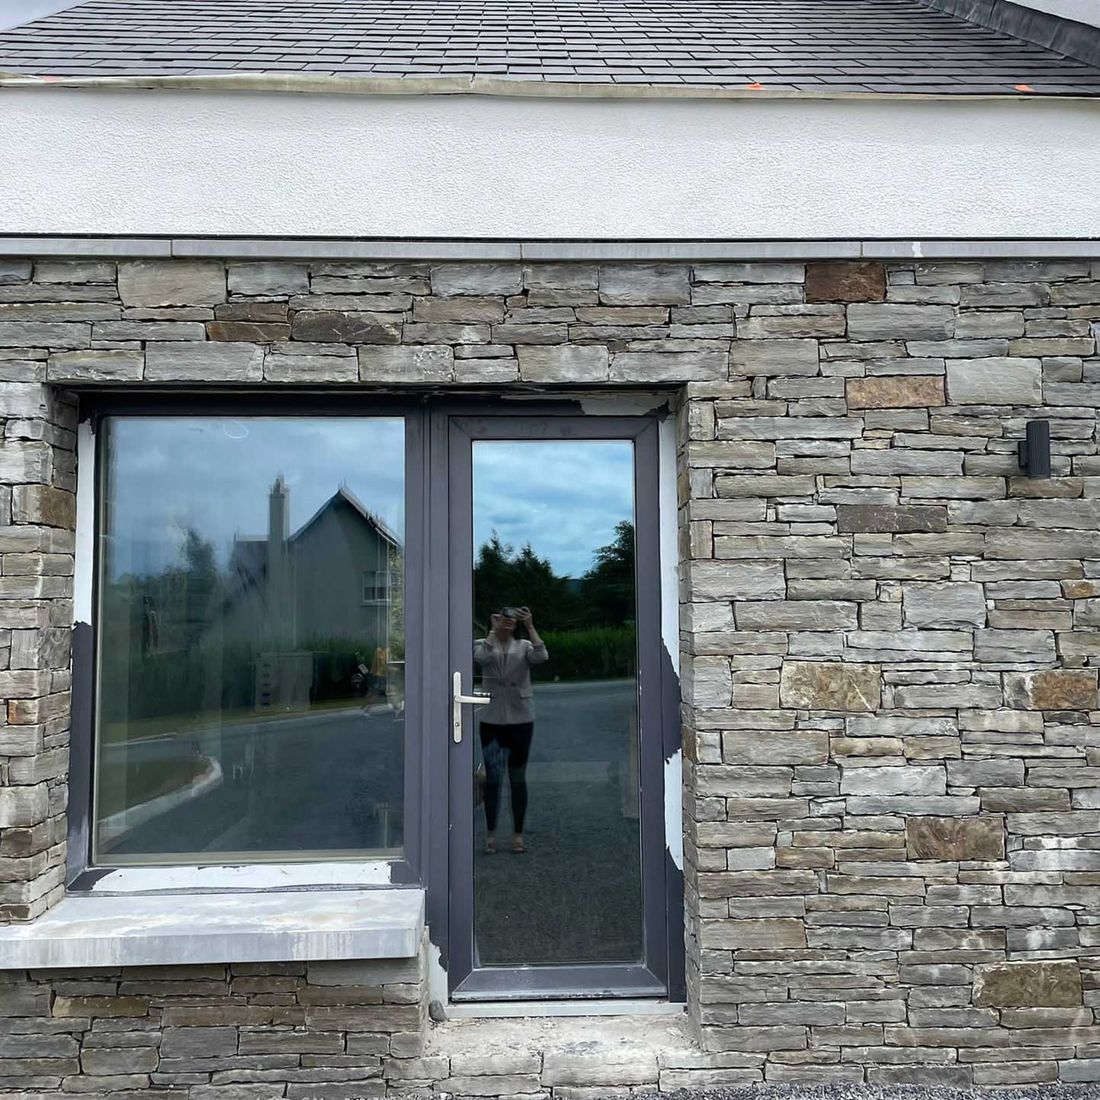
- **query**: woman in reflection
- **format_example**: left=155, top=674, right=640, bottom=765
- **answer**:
left=474, top=606, right=548, bottom=854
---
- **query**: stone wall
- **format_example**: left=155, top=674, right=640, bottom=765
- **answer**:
left=1, top=948, right=428, bottom=1098
left=0, top=255, right=1098, bottom=1091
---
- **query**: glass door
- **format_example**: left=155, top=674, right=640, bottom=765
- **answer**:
left=445, top=414, right=671, bottom=1000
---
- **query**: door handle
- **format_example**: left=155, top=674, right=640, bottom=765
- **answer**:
left=452, top=670, right=490, bottom=743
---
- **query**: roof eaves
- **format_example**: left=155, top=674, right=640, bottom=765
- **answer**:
left=1, top=69, right=1098, bottom=100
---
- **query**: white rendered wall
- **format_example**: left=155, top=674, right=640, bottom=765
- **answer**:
left=0, top=88, right=1098, bottom=240
left=1011, top=0, right=1100, bottom=29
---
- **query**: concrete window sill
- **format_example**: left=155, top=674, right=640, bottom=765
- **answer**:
left=0, top=887, right=424, bottom=969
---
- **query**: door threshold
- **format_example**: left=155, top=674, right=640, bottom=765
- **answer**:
left=444, top=998, right=686, bottom=1019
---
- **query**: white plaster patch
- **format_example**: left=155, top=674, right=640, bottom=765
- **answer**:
left=427, top=937, right=448, bottom=1008
left=73, top=419, right=95, bottom=626
left=664, top=748, right=684, bottom=872
left=86, top=861, right=393, bottom=893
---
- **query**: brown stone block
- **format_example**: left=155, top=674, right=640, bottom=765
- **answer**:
left=846, top=374, right=945, bottom=409
left=703, top=917, right=807, bottom=950
left=973, top=961, right=1083, bottom=1008
left=780, top=661, right=880, bottom=712
left=906, top=815, right=1005, bottom=861
left=836, top=504, right=947, bottom=534
left=1005, top=669, right=1098, bottom=710
left=52, top=994, right=149, bottom=1018
left=206, top=321, right=290, bottom=342
left=214, top=301, right=289, bottom=323
left=12, top=486, right=75, bottom=529
left=805, top=262, right=886, bottom=303
left=291, top=310, right=401, bottom=344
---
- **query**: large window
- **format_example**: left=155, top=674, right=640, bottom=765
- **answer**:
left=93, top=417, right=406, bottom=865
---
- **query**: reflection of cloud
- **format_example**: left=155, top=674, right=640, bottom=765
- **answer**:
left=108, top=418, right=405, bottom=577
left=108, top=422, right=634, bottom=582
left=473, top=441, right=634, bottom=576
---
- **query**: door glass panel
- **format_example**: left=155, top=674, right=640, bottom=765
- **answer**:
left=471, top=440, right=642, bottom=967
left=94, top=416, right=406, bottom=864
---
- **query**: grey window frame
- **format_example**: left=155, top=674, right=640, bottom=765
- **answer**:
left=68, top=394, right=428, bottom=887
left=434, top=409, right=683, bottom=1001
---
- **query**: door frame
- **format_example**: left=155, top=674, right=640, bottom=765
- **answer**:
left=72, top=391, right=684, bottom=1002
left=431, top=407, right=678, bottom=1001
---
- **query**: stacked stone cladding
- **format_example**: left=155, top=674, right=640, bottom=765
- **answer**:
left=0, top=255, right=1097, bottom=1092
left=1, top=950, right=430, bottom=1099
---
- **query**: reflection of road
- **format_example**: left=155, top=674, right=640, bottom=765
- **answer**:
left=103, top=678, right=646, bottom=971
left=103, top=704, right=404, bottom=860
left=474, top=677, right=644, bottom=968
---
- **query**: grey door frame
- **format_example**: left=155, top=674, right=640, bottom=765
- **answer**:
left=435, top=410, right=674, bottom=1001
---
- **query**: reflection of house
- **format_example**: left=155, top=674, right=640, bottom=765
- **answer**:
left=223, top=478, right=400, bottom=654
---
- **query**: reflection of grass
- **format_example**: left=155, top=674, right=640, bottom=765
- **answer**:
left=97, top=755, right=208, bottom=819
left=99, top=695, right=366, bottom=744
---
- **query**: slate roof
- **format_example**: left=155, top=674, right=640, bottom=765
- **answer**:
left=0, top=0, right=1099, bottom=95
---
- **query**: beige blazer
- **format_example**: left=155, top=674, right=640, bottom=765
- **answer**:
left=473, top=636, right=549, bottom=725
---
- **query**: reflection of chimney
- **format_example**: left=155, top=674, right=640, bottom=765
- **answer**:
left=267, top=475, right=292, bottom=643
left=269, top=475, right=289, bottom=548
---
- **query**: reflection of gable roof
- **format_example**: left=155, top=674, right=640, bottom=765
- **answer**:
left=225, top=488, right=400, bottom=603
left=293, top=487, right=401, bottom=550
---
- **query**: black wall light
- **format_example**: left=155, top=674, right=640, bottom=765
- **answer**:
left=1017, top=419, right=1051, bottom=479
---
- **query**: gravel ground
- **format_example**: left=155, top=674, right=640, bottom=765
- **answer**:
left=662, top=1088, right=1098, bottom=1100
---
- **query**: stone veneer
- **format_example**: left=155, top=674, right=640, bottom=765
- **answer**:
left=0, top=255, right=1099, bottom=1093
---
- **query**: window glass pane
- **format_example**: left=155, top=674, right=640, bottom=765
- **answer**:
left=470, top=440, right=642, bottom=966
left=94, top=417, right=405, bottom=865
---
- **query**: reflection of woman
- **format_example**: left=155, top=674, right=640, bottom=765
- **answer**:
left=474, top=607, right=548, bottom=854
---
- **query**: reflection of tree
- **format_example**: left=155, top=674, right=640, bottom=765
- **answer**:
left=100, top=527, right=226, bottom=726
left=581, top=521, right=635, bottom=626
left=473, top=523, right=636, bottom=632
left=474, top=533, right=575, bottom=632
left=472, top=524, right=637, bottom=681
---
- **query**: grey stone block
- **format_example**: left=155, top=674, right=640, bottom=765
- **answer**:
left=430, top=264, right=522, bottom=297
left=0, top=322, right=90, bottom=349
left=841, top=766, right=947, bottom=796
left=80, top=1046, right=159, bottom=1074
left=517, top=344, right=607, bottom=382
left=0, top=261, right=32, bottom=284
left=847, top=304, right=955, bottom=341
left=228, top=263, right=309, bottom=297
left=145, top=342, right=263, bottom=382
left=974, top=628, right=1056, bottom=663
left=48, top=350, right=143, bottom=383
left=159, top=1027, right=237, bottom=1059
left=358, top=345, right=454, bottom=382
left=611, top=351, right=725, bottom=381
left=729, top=339, right=819, bottom=376
left=945, top=357, right=1042, bottom=404
left=599, top=263, right=690, bottom=305
left=690, top=561, right=785, bottom=600
left=903, top=582, right=987, bottom=628
left=118, top=261, right=226, bottom=307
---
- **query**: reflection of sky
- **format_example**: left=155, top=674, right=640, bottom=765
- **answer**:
left=106, top=418, right=405, bottom=578
left=473, top=441, right=634, bottom=577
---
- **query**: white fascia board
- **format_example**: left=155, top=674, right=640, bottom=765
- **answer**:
left=0, top=88, right=1098, bottom=240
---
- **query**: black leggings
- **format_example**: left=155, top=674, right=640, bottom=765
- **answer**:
left=479, top=721, right=534, bottom=833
